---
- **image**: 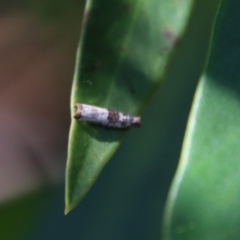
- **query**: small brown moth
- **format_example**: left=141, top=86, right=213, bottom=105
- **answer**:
left=74, top=103, right=141, bottom=128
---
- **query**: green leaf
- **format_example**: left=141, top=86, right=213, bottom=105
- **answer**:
left=163, top=0, right=240, bottom=239
left=65, top=0, right=195, bottom=213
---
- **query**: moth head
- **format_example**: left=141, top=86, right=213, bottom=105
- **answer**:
left=73, top=103, right=82, bottom=119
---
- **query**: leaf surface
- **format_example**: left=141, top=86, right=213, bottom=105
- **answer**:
left=163, top=1, right=240, bottom=239
left=65, top=0, right=195, bottom=213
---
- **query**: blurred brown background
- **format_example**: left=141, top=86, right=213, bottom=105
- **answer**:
left=0, top=0, right=84, bottom=203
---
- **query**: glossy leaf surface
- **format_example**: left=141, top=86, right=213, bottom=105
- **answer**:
left=163, top=1, right=240, bottom=239
left=65, top=0, right=194, bottom=213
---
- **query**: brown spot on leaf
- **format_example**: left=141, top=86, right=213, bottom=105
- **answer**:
left=163, top=29, right=179, bottom=46
left=123, top=4, right=130, bottom=13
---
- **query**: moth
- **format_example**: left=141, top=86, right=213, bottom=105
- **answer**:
left=74, top=103, right=141, bottom=128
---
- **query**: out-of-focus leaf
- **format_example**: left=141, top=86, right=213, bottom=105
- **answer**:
left=163, top=1, right=240, bottom=239
left=65, top=0, right=195, bottom=213
left=0, top=188, right=53, bottom=240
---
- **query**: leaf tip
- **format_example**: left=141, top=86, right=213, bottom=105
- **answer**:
left=64, top=197, right=78, bottom=215
left=64, top=205, right=72, bottom=215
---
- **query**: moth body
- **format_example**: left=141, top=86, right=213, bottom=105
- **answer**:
left=74, top=103, right=141, bottom=128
